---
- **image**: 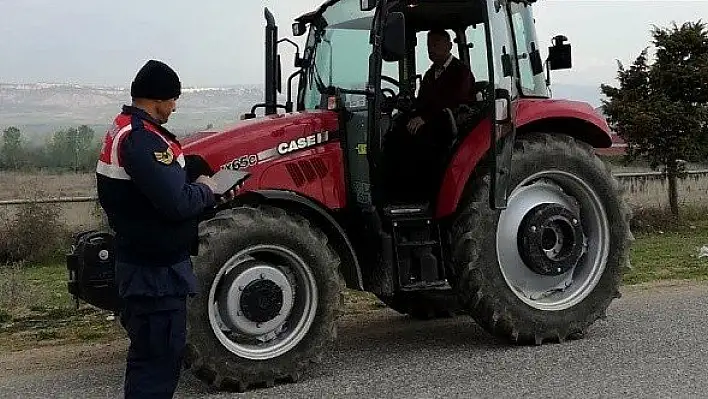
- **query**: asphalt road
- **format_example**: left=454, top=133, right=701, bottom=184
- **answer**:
left=3, top=281, right=708, bottom=398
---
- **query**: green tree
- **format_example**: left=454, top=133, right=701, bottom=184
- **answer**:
left=75, top=125, right=97, bottom=171
left=601, top=21, right=708, bottom=217
left=1, top=127, right=24, bottom=170
left=46, top=125, right=97, bottom=171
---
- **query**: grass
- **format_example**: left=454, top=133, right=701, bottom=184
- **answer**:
left=0, top=262, right=385, bottom=352
left=623, top=219, right=708, bottom=285
left=0, top=263, right=123, bottom=352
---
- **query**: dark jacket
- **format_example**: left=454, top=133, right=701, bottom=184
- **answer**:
left=96, top=106, right=216, bottom=297
left=414, top=56, right=476, bottom=122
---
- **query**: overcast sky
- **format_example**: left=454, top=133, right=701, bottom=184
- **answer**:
left=0, top=0, right=704, bottom=88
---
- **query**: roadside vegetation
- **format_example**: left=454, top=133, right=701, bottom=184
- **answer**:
left=1, top=125, right=101, bottom=173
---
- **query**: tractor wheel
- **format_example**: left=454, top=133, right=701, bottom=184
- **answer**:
left=184, top=205, right=344, bottom=392
left=376, top=290, right=461, bottom=320
left=451, top=133, right=632, bottom=345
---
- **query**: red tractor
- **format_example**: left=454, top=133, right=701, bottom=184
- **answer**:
left=67, top=0, right=631, bottom=392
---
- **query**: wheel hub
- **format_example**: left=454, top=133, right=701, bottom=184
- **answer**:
left=517, top=203, right=585, bottom=276
left=240, top=279, right=284, bottom=323
left=217, top=263, right=294, bottom=337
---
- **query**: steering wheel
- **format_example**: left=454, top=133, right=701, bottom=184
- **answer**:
left=381, top=75, right=401, bottom=88
left=379, top=75, right=402, bottom=114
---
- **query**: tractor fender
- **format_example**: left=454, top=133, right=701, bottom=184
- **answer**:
left=435, top=99, right=613, bottom=219
left=230, top=189, right=364, bottom=291
left=514, top=98, right=613, bottom=147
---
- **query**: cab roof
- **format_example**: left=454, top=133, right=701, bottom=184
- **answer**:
left=295, top=0, right=537, bottom=31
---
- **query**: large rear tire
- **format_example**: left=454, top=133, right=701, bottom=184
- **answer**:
left=451, top=133, right=632, bottom=345
left=185, top=205, right=344, bottom=392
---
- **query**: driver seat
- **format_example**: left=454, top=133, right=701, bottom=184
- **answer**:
left=442, top=80, right=493, bottom=150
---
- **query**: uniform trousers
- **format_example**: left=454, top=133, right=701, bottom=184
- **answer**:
left=119, top=295, right=188, bottom=399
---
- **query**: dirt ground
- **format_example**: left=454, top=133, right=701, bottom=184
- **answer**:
left=0, top=307, right=378, bottom=378
left=0, top=171, right=96, bottom=201
left=0, top=338, right=128, bottom=376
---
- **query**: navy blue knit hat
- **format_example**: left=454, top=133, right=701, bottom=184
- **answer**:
left=130, top=60, right=182, bottom=100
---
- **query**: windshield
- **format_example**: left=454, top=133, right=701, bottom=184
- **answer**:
left=300, top=0, right=377, bottom=110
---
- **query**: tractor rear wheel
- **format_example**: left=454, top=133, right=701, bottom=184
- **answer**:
left=185, top=205, right=344, bottom=392
left=451, top=133, right=632, bottom=345
left=376, top=289, right=461, bottom=320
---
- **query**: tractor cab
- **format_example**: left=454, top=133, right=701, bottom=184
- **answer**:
left=291, top=0, right=506, bottom=212
left=268, top=0, right=572, bottom=212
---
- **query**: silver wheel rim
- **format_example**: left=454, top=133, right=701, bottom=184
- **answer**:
left=496, top=170, right=610, bottom=311
left=207, top=244, right=318, bottom=360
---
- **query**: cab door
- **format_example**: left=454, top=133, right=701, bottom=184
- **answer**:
left=487, top=0, right=519, bottom=209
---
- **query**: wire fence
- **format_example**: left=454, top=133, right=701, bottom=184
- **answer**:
left=612, top=170, right=708, bottom=179
left=0, top=196, right=98, bottom=206
left=0, top=169, right=708, bottom=219
left=1, top=170, right=707, bottom=207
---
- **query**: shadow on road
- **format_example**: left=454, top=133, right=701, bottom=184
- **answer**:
left=181, top=309, right=542, bottom=395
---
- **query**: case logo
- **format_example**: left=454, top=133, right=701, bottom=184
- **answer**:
left=277, top=131, right=329, bottom=155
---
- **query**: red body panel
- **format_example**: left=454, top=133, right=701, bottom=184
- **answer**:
left=181, top=110, right=347, bottom=210
left=515, top=98, right=612, bottom=134
left=434, top=98, right=613, bottom=219
left=180, top=97, right=610, bottom=218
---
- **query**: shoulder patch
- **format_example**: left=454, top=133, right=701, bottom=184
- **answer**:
left=154, top=148, right=175, bottom=165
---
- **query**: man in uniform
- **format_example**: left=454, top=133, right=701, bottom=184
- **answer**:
left=96, top=59, right=218, bottom=398
left=383, top=29, right=477, bottom=202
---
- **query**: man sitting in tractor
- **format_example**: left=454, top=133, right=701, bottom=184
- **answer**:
left=383, top=29, right=477, bottom=203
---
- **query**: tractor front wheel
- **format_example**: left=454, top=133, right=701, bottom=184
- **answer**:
left=451, top=133, right=632, bottom=345
left=185, top=205, right=344, bottom=392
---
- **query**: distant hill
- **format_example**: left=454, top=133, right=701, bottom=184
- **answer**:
left=0, top=83, right=269, bottom=143
left=1, top=82, right=607, bottom=144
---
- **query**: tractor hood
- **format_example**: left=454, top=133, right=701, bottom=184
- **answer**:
left=181, top=110, right=340, bottom=173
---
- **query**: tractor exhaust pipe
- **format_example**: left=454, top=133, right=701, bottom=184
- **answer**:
left=264, top=8, right=278, bottom=115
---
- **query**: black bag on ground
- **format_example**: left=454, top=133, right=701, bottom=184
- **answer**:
left=66, top=230, right=120, bottom=312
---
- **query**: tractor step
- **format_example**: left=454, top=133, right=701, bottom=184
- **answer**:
left=399, top=280, right=452, bottom=292
left=383, top=203, right=448, bottom=291
left=397, top=240, right=439, bottom=247
left=383, top=203, right=431, bottom=221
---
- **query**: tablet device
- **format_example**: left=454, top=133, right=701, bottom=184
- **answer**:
left=211, top=169, right=251, bottom=196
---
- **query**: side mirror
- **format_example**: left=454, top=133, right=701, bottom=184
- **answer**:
left=361, top=0, right=377, bottom=11
left=382, top=12, right=406, bottom=62
left=548, top=35, right=571, bottom=70
left=529, top=42, right=543, bottom=75
left=292, top=21, right=307, bottom=36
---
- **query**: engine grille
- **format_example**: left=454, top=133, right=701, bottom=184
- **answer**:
left=285, top=158, right=328, bottom=187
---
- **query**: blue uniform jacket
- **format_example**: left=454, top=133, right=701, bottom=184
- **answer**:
left=96, top=105, right=216, bottom=299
